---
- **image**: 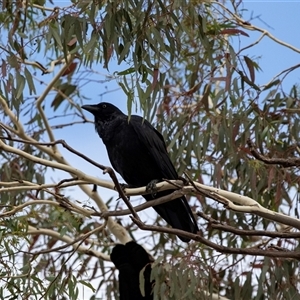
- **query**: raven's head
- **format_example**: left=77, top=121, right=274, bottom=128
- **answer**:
left=81, top=102, right=123, bottom=122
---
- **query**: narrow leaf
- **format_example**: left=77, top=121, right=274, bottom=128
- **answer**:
left=244, top=56, right=255, bottom=82
left=116, top=67, right=135, bottom=76
left=16, top=73, right=25, bottom=99
left=24, top=67, right=36, bottom=94
left=220, top=28, right=249, bottom=37
left=263, top=79, right=280, bottom=91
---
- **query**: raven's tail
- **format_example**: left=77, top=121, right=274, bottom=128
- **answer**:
left=144, top=192, right=198, bottom=242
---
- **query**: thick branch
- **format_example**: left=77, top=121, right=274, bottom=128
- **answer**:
left=1, top=133, right=300, bottom=241
left=1, top=138, right=300, bottom=232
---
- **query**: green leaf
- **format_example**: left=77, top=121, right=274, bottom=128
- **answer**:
left=59, top=226, right=68, bottom=236
left=244, top=56, right=255, bottom=82
left=118, top=41, right=131, bottom=63
left=51, top=83, right=77, bottom=111
left=117, top=67, right=135, bottom=76
left=24, top=67, right=36, bottom=95
left=16, top=72, right=25, bottom=99
left=151, top=27, right=165, bottom=50
left=49, top=23, right=63, bottom=49
left=139, top=266, right=146, bottom=296
left=78, top=280, right=95, bottom=292
left=263, top=79, right=281, bottom=91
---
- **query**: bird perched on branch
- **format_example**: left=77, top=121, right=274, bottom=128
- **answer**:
left=110, top=241, right=154, bottom=300
left=82, top=102, right=198, bottom=242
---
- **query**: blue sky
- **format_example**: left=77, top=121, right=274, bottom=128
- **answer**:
left=240, top=1, right=300, bottom=88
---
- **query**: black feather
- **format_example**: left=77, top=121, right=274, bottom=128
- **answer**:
left=111, top=241, right=154, bottom=300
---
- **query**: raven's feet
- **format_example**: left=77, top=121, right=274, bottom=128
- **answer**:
left=146, top=179, right=159, bottom=197
left=114, top=183, right=131, bottom=198
left=178, top=175, right=189, bottom=186
left=119, top=183, right=130, bottom=190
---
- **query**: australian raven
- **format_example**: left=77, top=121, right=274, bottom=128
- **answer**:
left=111, top=241, right=153, bottom=299
left=82, top=102, right=198, bottom=242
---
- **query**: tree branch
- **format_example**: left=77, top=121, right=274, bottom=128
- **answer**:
left=1, top=135, right=300, bottom=233
left=198, top=211, right=300, bottom=239
left=35, top=53, right=73, bottom=148
left=132, top=218, right=300, bottom=259
left=27, top=225, right=110, bottom=261
left=247, top=139, right=300, bottom=167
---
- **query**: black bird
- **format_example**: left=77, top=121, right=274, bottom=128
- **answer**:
left=82, top=102, right=198, bottom=242
left=110, top=241, right=154, bottom=300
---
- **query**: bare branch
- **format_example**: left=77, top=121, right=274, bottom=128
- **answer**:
left=27, top=225, right=110, bottom=261
left=213, top=1, right=300, bottom=54
left=1, top=136, right=300, bottom=234
left=198, top=212, right=300, bottom=239
left=132, top=218, right=300, bottom=259
left=35, top=53, right=73, bottom=148
left=100, top=190, right=186, bottom=217
left=31, top=220, right=108, bottom=255
left=247, top=139, right=300, bottom=167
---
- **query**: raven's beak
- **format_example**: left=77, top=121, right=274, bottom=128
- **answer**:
left=81, top=104, right=99, bottom=115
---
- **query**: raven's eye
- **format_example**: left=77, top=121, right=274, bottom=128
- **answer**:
left=102, top=104, right=106, bottom=108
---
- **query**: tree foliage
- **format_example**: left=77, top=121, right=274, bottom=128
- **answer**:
left=1, top=0, right=300, bottom=299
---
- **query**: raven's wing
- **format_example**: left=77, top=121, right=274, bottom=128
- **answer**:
left=130, top=116, right=198, bottom=242
left=130, top=116, right=178, bottom=179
